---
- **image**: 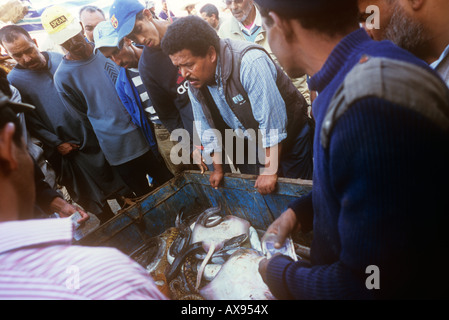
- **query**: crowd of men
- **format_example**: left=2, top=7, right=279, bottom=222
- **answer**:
left=0, top=0, right=449, bottom=300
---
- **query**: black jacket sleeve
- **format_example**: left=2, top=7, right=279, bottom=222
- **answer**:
left=33, top=158, right=61, bottom=215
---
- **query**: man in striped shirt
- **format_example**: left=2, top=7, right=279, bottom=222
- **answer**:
left=0, top=94, right=167, bottom=300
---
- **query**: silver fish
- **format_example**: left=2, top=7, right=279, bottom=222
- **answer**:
left=199, top=249, right=275, bottom=300
left=191, top=215, right=251, bottom=289
left=248, top=226, right=262, bottom=252
left=191, top=215, right=251, bottom=252
left=196, top=205, right=223, bottom=228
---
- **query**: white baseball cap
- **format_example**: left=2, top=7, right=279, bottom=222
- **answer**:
left=93, top=20, right=119, bottom=53
left=41, top=5, right=82, bottom=45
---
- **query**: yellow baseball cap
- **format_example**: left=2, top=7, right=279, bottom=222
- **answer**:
left=41, top=5, right=82, bottom=45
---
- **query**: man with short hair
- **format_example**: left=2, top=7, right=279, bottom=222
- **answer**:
left=199, top=3, right=222, bottom=31
left=79, top=5, right=106, bottom=43
left=220, top=0, right=260, bottom=41
left=162, top=16, right=313, bottom=194
left=255, top=0, right=449, bottom=299
left=0, top=94, right=167, bottom=300
left=219, top=0, right=311, bottom=105
left=357, top=0, right=449, bottom=85
left=0, top=25, right=127, bottom=224
left=41, top=5, right=173, bottom=198
left=110, top=0, right=207, bottom=174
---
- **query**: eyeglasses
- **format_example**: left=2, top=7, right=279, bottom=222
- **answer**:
left=225, top=0, right=244, bottom=5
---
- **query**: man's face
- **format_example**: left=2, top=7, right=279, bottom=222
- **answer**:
left=186, top=5, right=197, bottom=15
left=228, top=0, right=254, bottom=24
left=358, top=0, right=427, bottom=55
left=169, top=47, right=217, bottom=89
left=261, top=14, right=305, bottom=78
left=80, top=10, right=106, bottom=42
left=2, top=34, right=47, bottom=70
left=100, top=41, right=139, bottom=69
left=61, top=32, right=93, bottom=60
left=126, top=10, right=160, bottom=48
left=201, top=12, right=219, bottom=30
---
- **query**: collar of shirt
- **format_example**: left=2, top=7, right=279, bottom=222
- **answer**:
left=212, top=56, right=222, bottom=88
left=237, top=6, right=262, bottom=35
left=0, top=218, right=73, bottom=254
left=430, top=43, right=449, bottom=70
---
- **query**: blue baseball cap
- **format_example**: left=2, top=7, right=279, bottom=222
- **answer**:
left=93, top=21, right=119, bottom=53
left=109, top=0, right=145, bottom=43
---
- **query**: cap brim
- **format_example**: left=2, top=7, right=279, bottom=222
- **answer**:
left=94, top=37, right=119, bottom=53
left=49, top=21, right=82, bottom=45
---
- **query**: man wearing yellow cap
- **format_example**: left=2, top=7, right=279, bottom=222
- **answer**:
left=0, top=24, right=127, bottom=224
left=41, top=5, right=173, bottom=198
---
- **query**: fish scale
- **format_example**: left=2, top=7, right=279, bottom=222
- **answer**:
left=168, top=277, right=190, bottom=299
left=148, top=227, right=179, bottom=298
left=183, top=253, right=200, bottom=293
left=154, top=227, right=179, bottom=275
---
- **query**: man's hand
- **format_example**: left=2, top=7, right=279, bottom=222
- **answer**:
left=259, top=209, right=300, bottom=285
left=258, top=257, right=270, bottom=284
left=254, top=173, right=278, bottom=195
left=209, top=169, right=224, bottom=189
left=192, top=148, right=208, bottom=174
left=209, top=153, right=224, bottom=189
left=50, top=197, right=89, bottom=223
left=265, top=208, right=300, bottom=249
left=57, top=142, right=80, bottom=156
left=259, top=253, right=283, bottom=284
left=256, top=144, right=281, bottom=195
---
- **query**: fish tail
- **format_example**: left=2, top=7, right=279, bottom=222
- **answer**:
left=196, top=243, right=215, bottom=290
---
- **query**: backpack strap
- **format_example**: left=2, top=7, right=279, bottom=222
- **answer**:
left=320, top=55, right=449, bottom=149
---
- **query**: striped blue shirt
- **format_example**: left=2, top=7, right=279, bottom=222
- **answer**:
left=128, top=68, right=162, bottom=125
left=189, top=49, right=288, bottom=155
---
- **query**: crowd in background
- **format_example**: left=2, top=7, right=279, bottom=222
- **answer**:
left=0, top=0, right=315, bottom=224
left=0, top=0, right=449, bottom=300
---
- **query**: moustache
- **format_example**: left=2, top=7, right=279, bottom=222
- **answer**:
left=25, top=59, right=38, bottom=66
left=187, top=76, right=199, bottom=82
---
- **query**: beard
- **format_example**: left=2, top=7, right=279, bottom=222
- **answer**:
left=384, top=2, right=428, bottom=55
